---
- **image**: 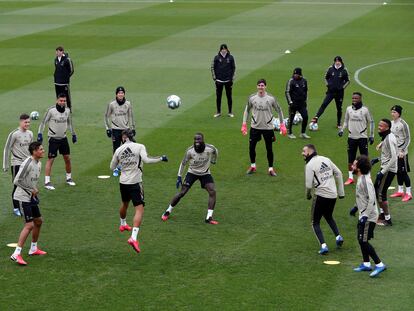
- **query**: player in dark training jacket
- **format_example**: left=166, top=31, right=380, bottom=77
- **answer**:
left=54, top=46, right=74, bottom=111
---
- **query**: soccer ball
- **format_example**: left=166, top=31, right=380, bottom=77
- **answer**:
left=166, top=95, right=181, bottom=110
left=309, top=121, right=318, bottom=131
left=293, top=112, right=303, bottom=125
left=272, top=117, right=280, bottom=130
left=30, top=111, right=39, bottom=120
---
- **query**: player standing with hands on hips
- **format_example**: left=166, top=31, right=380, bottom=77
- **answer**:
left=162, top=133, right=219, bottom=224
left=38, top=94, right=77, bottom=190
left=241, top=79, right=286, bottom=176
left=3, top=114, right=33, bottom=216
left=302, top=144, right=344, bottom=255
left=110, top=129, right=168, bottom=253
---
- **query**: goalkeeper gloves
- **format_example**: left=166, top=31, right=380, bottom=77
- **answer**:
left=279, top=123, right=287, bottom=136
left=241, top=123, right=247, bottom=136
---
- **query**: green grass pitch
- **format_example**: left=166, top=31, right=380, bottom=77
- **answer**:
left=1, top=0, right=414, bottom=310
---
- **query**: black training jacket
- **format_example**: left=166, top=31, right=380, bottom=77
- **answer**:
left=54, top=53, right=74, bottom=85
left=211, top=52, right=236, bottom=82
left=324, top=65, right=349, bottom=92
left=285, top=77, right=308, bottom=105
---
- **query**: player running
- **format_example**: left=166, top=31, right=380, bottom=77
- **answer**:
left=3, top=113, right=33, bottom=216
left=110, top=129, right=168, bottom=253
left=10, top=142, right=47, bottom=266
left=161, top=133, right=219, bottom=224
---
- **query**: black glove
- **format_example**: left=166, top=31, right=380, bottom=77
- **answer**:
left=31, top=196, right=39, bottom=205
left=359, top=216, right=368, bottom=224
left=176, top=176, right=182, bottom=189
left=161, top=155, right=168, bottom=162
left=369, top=137, right=374, bottom=145
left=106, top=129, right=112, bottom=138
left=132, top=129, right=136, bottom=137
left=376, top=171, right=384, bottom=181
left=37, top=133, right=43, bottom=143
left=339, top=195, right=345, bottom=199
left=72, top=134, right=77, bottom=144
left=349, top=206, right=358, bottom=216
left=370, top=157, right=380, bottom=166
left=338, top=130, right=343, bottom=137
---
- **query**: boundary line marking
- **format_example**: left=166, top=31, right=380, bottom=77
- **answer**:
left=354, top=57, right=414, bottom=104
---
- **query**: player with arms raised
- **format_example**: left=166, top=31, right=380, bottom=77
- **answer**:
left=110, top=130, right=168, bottom=253
left=162, top=133, right=219, bottom=224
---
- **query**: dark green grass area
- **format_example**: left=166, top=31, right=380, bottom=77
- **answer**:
left=1, top=1, right=414, bottom=310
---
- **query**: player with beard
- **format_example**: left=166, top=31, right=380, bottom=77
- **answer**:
left=161, top=133, right=219, bottom=224
left=351, top=155, right=387, bottom=277
left=38, top=94, right=77, bottom=190
left=105, top=86, right=136, bottom=153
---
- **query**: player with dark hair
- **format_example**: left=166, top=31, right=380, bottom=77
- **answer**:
left=241, top=79, right=286, bottom=176
left=389, top=105, right=411, bottom=202
left=54, top=46, right=74, bottom=111
left=38, top=94, right=77, bottom=190
left=338, top=92, right=374, bottom=185
left=161, top=133, right=219, bottom=224
left=352, top=155, right=387, bottom=277
left=10, top=141, right=47, bottom=265
left=302, top=144, right=344, bottom=255
left=3, top=114, right=33, bottom=216
left=371, top=119, right=397, bottom=226
left=110, top=129, right=168, bottom=253
left=285, top=67, right=310, bottom=139
left=211, top=43, right=236, bottom=118
left=310, top=56, right=350, bottom=128
left=105, top=86, right=136, bottom=153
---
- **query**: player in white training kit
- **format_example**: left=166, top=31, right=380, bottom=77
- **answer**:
left=110, top=129, right=167, bottom=253
left=162, top=133, right=219, bottom=224
left=3, top=114, right=33, bottom=216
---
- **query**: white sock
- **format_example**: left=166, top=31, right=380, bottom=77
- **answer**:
left=250, top=163, right=256, bottom=168
left=379, top=208, right=384, bottom=214
left=385, top=214, right=391, bottom=221
left=45, top=176, right=50, bottom=184
left=406, top=187, right=411, bottom=195
left=336, top=235, right=342, bottom=241
left=376, top=262, right=385, bottom=268
left=348, top=171, right=353, bottom=179
left=120, top=218, right=126, bottom=226
left=206, top=209, right=214, bottom=220
left=268, top=167, right=274, bottom=172
left=166, top=205, right=174, bottom=213
left=363, top=262, right=371, bottom=267
left=66, top=173, right=72, bottom=180
left=13, top=246, right=22, bottom=256
left=398, top=185, right=404, bottom=193
left=321, top=243, right=327, bottom=249
left=30, top=242, right=37, bottom=253
left=131, top=227, right=139, bottom=241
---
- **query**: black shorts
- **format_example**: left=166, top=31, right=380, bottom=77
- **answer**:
left=48, top=137, right=70, bottom=158
left=357, top=221, right=376, bottom=242
left=120, top=183, right=145, bottom=207
left=374, top=171, right=396, bottom=202
left=398, top=154, right=410, bottom=173
left=249, top=128, right=275, bottom=143
left=19, top=201, right=41, bottom=223
left=347, top=138, right=368, bottom=163
left=184, top=173, right=214, bottom=189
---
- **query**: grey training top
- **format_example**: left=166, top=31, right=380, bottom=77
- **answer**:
left=341, top=105, right=374, bottom=139
left=391, top=118, right=410, bottom=155
left=38, top=105, right=75, bottom=139
left=178, top=144, right=218, bottom=177
left=104, top=100, right=135, bottom=131
left=356, top=174, right=379, bottom=222
left=13, top=156, right=41, bottom=203
left=3, top=128, right=33, bottom=169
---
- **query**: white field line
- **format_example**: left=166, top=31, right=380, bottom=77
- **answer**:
left=354, top=57, right=414, bottom=104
